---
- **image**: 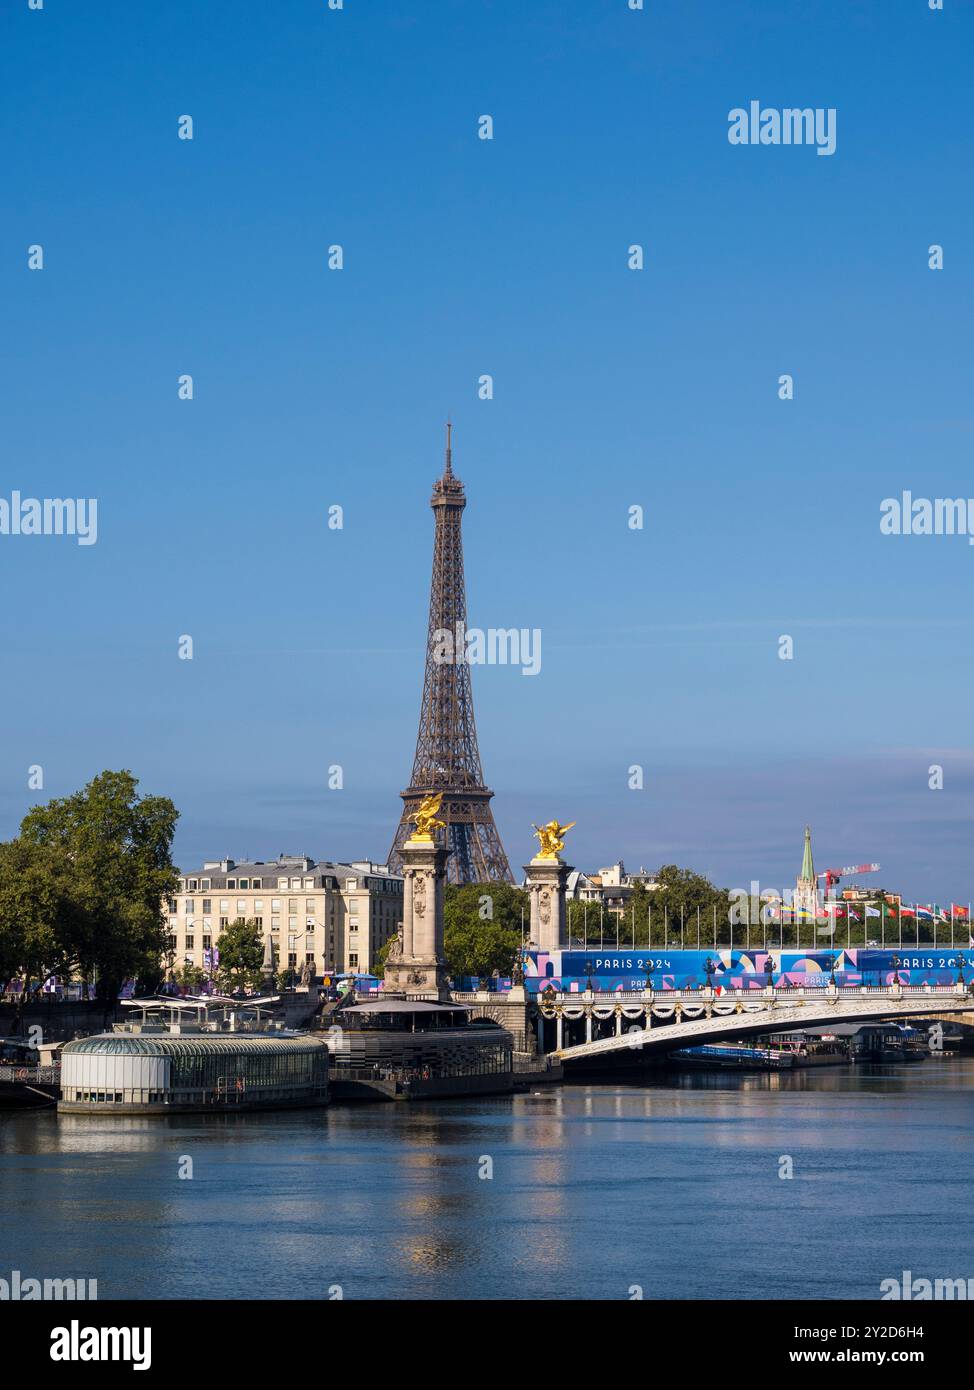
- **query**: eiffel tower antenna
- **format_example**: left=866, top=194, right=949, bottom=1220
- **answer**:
left=387, top=426, right=513, bottom=884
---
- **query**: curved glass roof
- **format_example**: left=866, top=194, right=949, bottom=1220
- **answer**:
left=62, top=1033, right=328, bottom=1058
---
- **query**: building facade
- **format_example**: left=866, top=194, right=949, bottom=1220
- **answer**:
left=564, top=862, right=660, bottom=911
left=167, top=854, right=404, bottom=978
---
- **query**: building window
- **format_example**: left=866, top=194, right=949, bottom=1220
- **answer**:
left=202, top=899, right=211, bottom=914
left=272, top=915, right=280, bottom=929
left=252, top=878, right=262, bottom=889
left=184, top=900, right=194, bottom=914
left=227, top=880, right=236, bottom=889
left=219, top=899, right=229, bottom=913
left=305, top=899, right=315, bottom=912
left=253, top=917, right=263, bottom=929
left=219, top=917, right=229, bottom=929
left=254, top=899, right=264, bottom=911
left=185, top=935, right=195, bottom=950
left=202, top=935, right=212, bottom=949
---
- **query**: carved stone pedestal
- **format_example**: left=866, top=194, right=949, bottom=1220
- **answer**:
left=383, top=839, right=450, bottom=999
left=524, top=858, right=571, bottom=953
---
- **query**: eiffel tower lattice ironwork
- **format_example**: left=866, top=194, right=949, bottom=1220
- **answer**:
left=388, top=426, right=514, bottom=884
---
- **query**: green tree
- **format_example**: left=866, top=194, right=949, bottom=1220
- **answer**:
left=373, top=937, right=391, bottom=978
left=16, top=769, right=178, bottom=1009
left=0, top=838, right=81, bottom=1017
left=216, top=918, right=265, bottom=993
left=172, top=963, right=206, bottom=993
left=566, top=897, right=609, bottom=945
left=644, top=866, right=733, bottom=947
left=443, top=883, right=528, bottom=980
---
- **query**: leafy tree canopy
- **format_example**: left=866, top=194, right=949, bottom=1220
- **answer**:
left=215, top=917, right=265, bottom=993
left=11, top=769, right=178, bottom=1001
left=443, top=883, right=527, bottom=979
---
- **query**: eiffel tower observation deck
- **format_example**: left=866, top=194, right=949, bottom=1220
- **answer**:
left=388, top=426, right=513, bottom=884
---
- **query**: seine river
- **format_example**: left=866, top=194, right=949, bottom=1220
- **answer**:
left=3, top=1059, right=973, bottom=1301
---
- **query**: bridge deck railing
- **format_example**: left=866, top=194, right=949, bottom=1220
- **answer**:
left=453, top=984, right=972, bottom=1003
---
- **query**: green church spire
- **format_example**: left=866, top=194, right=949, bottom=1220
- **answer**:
left=800, top=824, right=815, bottom=881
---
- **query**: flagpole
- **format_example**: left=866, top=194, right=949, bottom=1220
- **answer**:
left=696, top=905, right=700, bottom=950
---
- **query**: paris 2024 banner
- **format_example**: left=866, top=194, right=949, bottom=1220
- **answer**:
left=522, top=949, right=970, bottom=995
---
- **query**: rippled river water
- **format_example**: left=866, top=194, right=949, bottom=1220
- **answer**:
left=3, top=1059, right=973, bottom=1300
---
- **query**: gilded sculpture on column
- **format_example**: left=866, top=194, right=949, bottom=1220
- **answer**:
left=532, top=819, right=576, bottom=861
left=409, top=792, right=445, bottom=842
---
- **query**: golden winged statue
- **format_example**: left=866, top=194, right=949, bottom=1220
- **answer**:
left=532, top=819, right=576, bottom=861
left=409, top=792, right=446, bottom=842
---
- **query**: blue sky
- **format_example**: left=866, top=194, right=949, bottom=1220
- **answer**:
left=2, top=0, right=973, bottom=901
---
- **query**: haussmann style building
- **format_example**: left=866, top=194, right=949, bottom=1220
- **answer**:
left=167, top=854, right=404, bottom=978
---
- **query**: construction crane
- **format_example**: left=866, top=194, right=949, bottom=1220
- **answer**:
left=817, top=863, right=880, bottom=898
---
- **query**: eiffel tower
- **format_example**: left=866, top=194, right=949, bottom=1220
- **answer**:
left=388, top=425, right=513, bottom=884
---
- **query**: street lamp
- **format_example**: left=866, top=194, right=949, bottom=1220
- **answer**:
left=703, top=955, right=716, bottom=991
left=765, top=954, right=776, bottom=988
left=890, top=954, right=902, bottom=988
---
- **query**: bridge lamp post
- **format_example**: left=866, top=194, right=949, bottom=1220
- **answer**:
left=703, top=956, right=716, bottom=994
left=957, top=955, right=968, bottom=988
left=765, top=955, right=776, bottom=993
left=890, top=955, right=902, bottom=988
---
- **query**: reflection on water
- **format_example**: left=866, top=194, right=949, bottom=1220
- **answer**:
left=2, top=1059, right=973, bottom=1300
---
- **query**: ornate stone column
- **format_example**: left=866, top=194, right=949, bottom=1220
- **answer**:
left=523, top=818, right=575, bottom=954
left=524, top=857, right=571, bottom=953
left=384, top=838, right=450, bottom=1000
